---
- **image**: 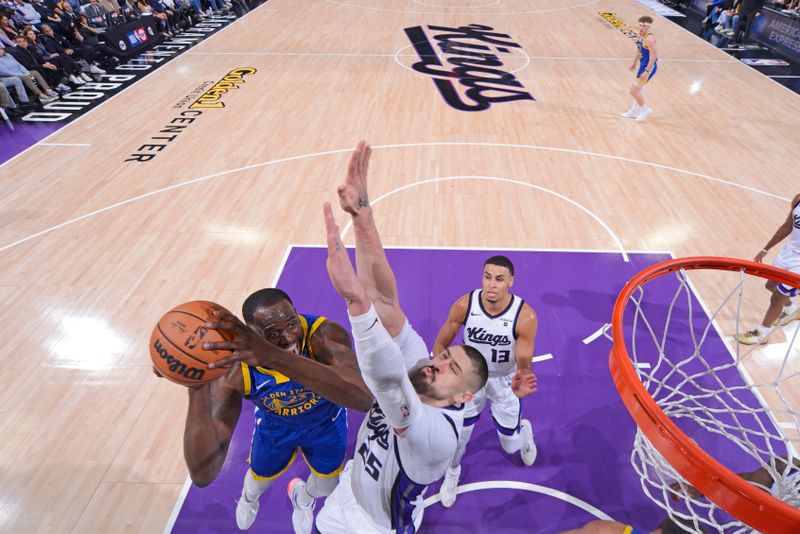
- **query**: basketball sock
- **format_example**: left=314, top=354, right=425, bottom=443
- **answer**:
left=756, top=324, right=770, bottom=335
left=305, top=472, right=338, bottom=500
left=498, top=430, right=523, bottom=454
left=242, top=470, right=273, bottom=502
left=450, top=423, right=476, bottom=468
left=628, top=102, right=640, bottom=113
left=784, top=301, right=798, bottom=313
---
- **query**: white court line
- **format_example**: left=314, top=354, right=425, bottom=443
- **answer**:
left=532, top=353, right=553, bottom=363
left=583, top=324, right=611, bottom=345
left=0, top=141, right=790, bottom=254
left=292, top=243, right=674, bottom=255
left=338, top=174, right=631, bottom=263
left=325, top=0, right=599, bottom=15
left=185, top=50, right=732, bottom=64
left=422, top=480, right=614, bottom=520
left=634, top=362, right=652, bottom=369
left=163, top=476, right=193, bottom=534
left=413, top=0, right=500, bottom=7
left=38, top=143, right=91, bottom=147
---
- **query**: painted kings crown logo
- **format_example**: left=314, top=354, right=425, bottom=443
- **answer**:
left=403, top=23, right=534, bottom=112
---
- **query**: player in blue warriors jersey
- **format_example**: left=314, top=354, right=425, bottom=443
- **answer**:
left=621, top=16, right=659, bottom=123
left=180, top=288, right=373, bottom=534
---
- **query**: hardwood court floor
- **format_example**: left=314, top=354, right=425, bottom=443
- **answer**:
left=0, top=0, right=798, bottom=531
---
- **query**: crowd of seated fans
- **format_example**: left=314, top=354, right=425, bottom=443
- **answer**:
left=1, top=0, right=253, bottom=124
left=699, top=0, right=799, bottom=48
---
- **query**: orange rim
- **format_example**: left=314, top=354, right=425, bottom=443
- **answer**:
left=610, top=256, right=800, bottom=533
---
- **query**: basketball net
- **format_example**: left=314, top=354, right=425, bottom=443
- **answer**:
left=610, top=257, right=800, bottom=533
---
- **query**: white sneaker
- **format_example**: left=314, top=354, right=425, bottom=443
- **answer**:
left=235, top=491, right=259, bottom=530
left=520, top=419, right=537, bottom=466
left=635, top=106, right=652, bottom=123
left=735, top=327, right=770, bottom=345
left=621, top=107, right=639, bottom=118
left=80, top=72, right=92, bottom=82
left=89, top=64, right=106, bottom=74
left=775, top=308, right=800, bottom=327
left=287, top=478, right=314, bottom=534
left=439, top=465, right=460, bottom=508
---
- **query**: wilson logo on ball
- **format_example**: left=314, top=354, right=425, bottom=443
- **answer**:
left=152, top=338, right=206, bottom=381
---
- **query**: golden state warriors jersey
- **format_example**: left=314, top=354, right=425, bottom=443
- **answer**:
left=241, top=313, right=341, bottom=426
left=637, top=33, right=655, bottom=69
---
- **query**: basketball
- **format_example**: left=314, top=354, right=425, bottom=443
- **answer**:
left=150, top=300, right=236, bottom=386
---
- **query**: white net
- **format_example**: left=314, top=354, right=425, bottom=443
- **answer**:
left=618, top=264, right=800, bottom=533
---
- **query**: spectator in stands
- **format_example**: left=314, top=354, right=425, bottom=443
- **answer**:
left=74, top=14, right=120, bottom=63
left=83, top=0, right=108, bottom=27
left=30, top=0, right=62, bottom=30
left=730, top=0, right=764, bottom=48
left=714, top=0, right=737, bottom=35
left=23, top=26, right=86, bottom=85
left=12, top=0, right=41, bottom=27
left=98, top=0, right=121, bottom=14
left=0, top=44, right=58, bottom=102
left=58, top=2, right=80, bottom=36
left=38, top=24, right=94, bottom=81
left=0, top=15, right=19, bottom=44
left=1, top=73, right=30, bottom=107
left=8, top=33, right=70, bottom=91
left=149, top=0, right=177, bottom=34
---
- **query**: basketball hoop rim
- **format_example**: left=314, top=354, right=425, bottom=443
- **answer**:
left=610, top=256, right=800, bottom=533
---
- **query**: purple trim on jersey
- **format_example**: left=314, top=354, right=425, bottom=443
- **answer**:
left=462, top=290, right=475, bottom=326
left=511, top=297, right=525, bottom=340
left=390, top=435, right=427, bottom=534
left=492, top=400, right=521, bottom=435
left=477, top=291, right=516, bottom=320
left=441, top=413, right=458, bottom=439
left=463, top=413, right=481, bottom=427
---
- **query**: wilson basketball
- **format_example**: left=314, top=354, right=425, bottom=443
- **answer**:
left=150, top=300, right=236, bottom=386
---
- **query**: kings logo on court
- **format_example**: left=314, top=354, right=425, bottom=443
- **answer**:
left=403, top=24, right=534, bottom=112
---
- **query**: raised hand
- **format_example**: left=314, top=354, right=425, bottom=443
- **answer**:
left=337, top=140, right=372, bottom=216
left=324, top=202, right=369, bottom=314
left=511, top=370, right=537, bottom=398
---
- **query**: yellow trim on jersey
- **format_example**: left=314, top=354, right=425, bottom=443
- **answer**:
left=240, top=362, right=252, bottom=395
left=254, top=368, right=291, bottom=384
left=622, top=526, right=633, bottom=534
left=248, top=449, right=298, bottom=481
left=306, top=316, right=327, bottom=361
left=301, top=450, right=344, bottom=478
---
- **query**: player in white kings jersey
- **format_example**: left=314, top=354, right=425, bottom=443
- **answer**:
left=433, top=255, right=539, bottom=508
left=737, top=193, right=800, bottom=345
left=315, top=141, right=489, bottom=534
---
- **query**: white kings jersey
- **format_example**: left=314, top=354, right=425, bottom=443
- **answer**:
left=790, top=200, right=800, bottom=252
left=350, top=401, right=464, bottom=533
left=463, top=290, right=525, bottom=378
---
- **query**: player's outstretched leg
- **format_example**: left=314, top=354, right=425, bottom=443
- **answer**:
left=287, top=473, right=338, bottom=534
left=236, top=470, right=274, bottom=530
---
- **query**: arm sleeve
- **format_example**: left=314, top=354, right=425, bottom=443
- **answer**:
left=349, top=304, right=423, bottom=430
